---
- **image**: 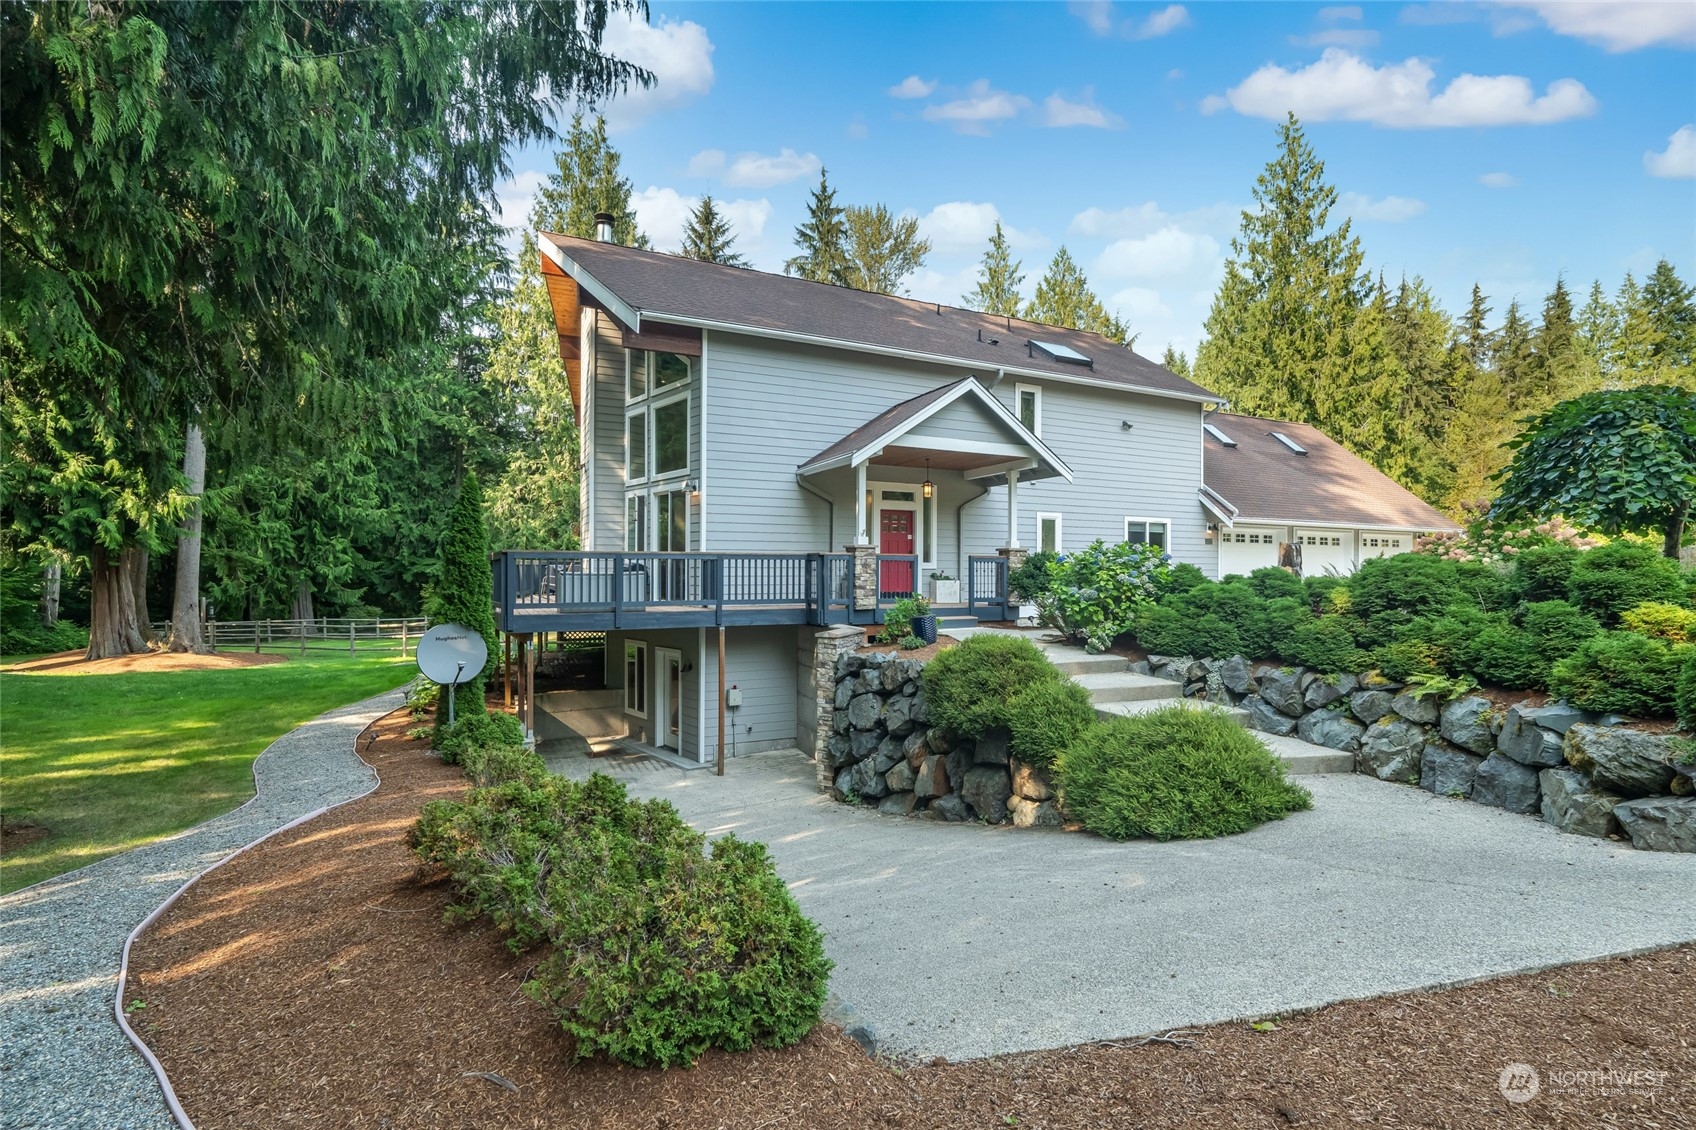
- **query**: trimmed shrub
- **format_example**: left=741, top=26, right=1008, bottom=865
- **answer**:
left=1455, top=561, right=1513, bottom=612
left=1348, top=554, right=1469, bottom=620
left=1130, top=603, right=1191, bottom=657
left=1008, top=679, right=1097, bottom=770
left=1246, top=566, right=1305, bottom=602
left=1517, top=600, right=1599, bottom=660
left=1549, top=632, right=1688, bottom=718
left=1620, top=601, right=1696, bottom=644
left=1281, top=617, right=1366, bottom=673
left=1055, top=707, right=1313, bottom=840
left=1303, top=575, right=1348, bottom=615
left=923, top=633, right=1060, bottom=737
left=1263, top=597, right=1313, bottom=659
left=1567, top=541, right=1686, bottom=625
left=1163, top=562, right=1210, bottom=594
left=460, top=742, right=550, bottom=789
left=429, top=471, right=498, bottom=729
left=1007, top=550, right=1058, bottom=602
left=1038, top=540, right=1171, bottom=652
left=412, top=773, right=831, bottom=1068
left=1510, top=544, right=1579, bottom=604
left=437, top=709, right=527, bottom=765
left=1454, top=623, right=1546, bottom=689
left=1677, top=650, right=1696, bottom=731
left=1372, top=639, right=1441, bottom=682
left=1352, top=609, right=1416, bottom=651
left=1394, top=608, right=1504, bottom=674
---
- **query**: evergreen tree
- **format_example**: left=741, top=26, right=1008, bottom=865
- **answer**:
left=679, top=195, right=748, bottom=266
left=1382, top=276, right=1462, bottom=501
left=1460, top=284, right=1493, bottom=370
left=1643, top=258, right=1696, bottom=375
left=431, top=471, right=498, bottom=727
left=1161, top=345, right=1192, bottom=379
left=1526, top=277, right=1581, bottom=408
left=1574, top=279, right=1619, bottom=389
left=784, top=168, right=848, bottom=284
left=1024, top=247, right=1134, bottom=344
left=531, top=113, right=650, bottom=248
left=1613, top=272, right=1658, bottom=379
left=841, top=204, right=931, bottom=294
left=1493, top=300, right=1536, bottom=411
left=962, top=222, right=1025, bottom=317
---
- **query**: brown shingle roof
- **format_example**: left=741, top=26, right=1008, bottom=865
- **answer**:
left=1203, top=413, right=1461, bottom=531
left=539, top=234, right=1222, bottom=404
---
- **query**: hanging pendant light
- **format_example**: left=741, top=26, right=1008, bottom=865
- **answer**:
left=922, top=459, right=934, bottom=499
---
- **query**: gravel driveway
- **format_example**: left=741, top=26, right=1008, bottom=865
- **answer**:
left=0, top=690, right=403, bottom=1130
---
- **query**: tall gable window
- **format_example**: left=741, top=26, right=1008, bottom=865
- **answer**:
left=1015, top=383, right=1042, bottom=435
left=624, top=350, right=693, bottom=550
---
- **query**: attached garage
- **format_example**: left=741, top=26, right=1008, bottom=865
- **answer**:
left=1218, top=526, right=1281, bottom=576
left=1296, top=528, right=1355, bottom=576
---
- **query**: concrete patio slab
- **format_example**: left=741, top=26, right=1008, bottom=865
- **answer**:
left=548, top=746, right=1696, bottom=1063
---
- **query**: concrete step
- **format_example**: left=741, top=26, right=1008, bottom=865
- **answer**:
left=1041, top=649, right=1132, bottom=677
left=1252, top=731, right=1357, bottom=775
left=1094, top=697, right=1251, bottom=727
left=936, top=615, right=979, bottom=630
left=1073, top=671, right=1182, bottom=704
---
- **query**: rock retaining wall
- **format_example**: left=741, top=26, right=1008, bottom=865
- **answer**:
left=1139, top=653, right=1696, bottom=853
left=816, top=649, right=1057, bottom=826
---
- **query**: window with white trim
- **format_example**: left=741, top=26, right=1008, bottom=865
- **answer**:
left=625, top=494, right=647, bottom=551
left=624, top=641, right=648, bottom=717
left=1124, top=518, right=1169, bottom=550
left=623, top=350, right=692, bottom=487
left=626, top=410, right=647, bottom=482
left=1037, top=512, right=1062, bottom=555
left=1015, top=383, right=1042, bottom=435
left=655, top=489, right=688, bottom=552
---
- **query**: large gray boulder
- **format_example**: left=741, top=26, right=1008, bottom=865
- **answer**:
left=1439, top=696, right=1497, bottom=755
left=849, top=729, right=881, bottom=764
left=1565, top=725, right=1678, bottom=798
left=885, top=759, right=917, bottom=794
left=1613, top=797, right=1696, bottom=853
left=913, top=755, right=950, bottom=799
left=1358, top=718, right=1426, bottom=783
left=877, top=791, right=917, bottom=817
left=848, top=756, right=890, bottom=799
left=1244, top=695, right=1299, bottom=737
left=1305, top=674, right=1357, bottom=711
left=1297, top=709, right=1365, bottom=752
left=884, top=693, right=915, bottom=737
left=929, top=793, right=970, bottom=822
left=872, top=737, right=905, bottom=774
left=1259, top=669, right=1308, bottom=717
left=1391, top=692, right=1439, bottom=725
left=910, top=692, right=930, bottom=725
left=1517, top=700, right=1593, bottom=735
left=846, top=693, right=883, bottom=732
left=1349, top=689, right=1395, bottom=725
left=960, top=766, right=1013, bottom=824
left=1219, top=655, right=1258, bottom=695
left=1420, top=743, right=1482, bottom=798
left=974, top=729, right=1011, bottom=765
left=1497, top=705, right=1566, bottom=768
left=1008, top=797, right=1064, bottom=828
left=1472, top=752, right=1539, bottom=814
left=1538, top=768, right=1622, bottom=839
left=823, top=733, right=853, bottom=772
left=833, top=678, right=854, bottom=710
left=901, top=728, right=929, bottom=766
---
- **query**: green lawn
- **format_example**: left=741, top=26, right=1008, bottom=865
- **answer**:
left=0, top=653, right=412, bottom=893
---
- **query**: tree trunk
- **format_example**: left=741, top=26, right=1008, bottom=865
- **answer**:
left=290, top=578, right=314, bottom=623
left=1666, top=501, right=1689, bottom=560
left=121, top=545, right=152, bottom=650
left=85, top=544, right=149, bottom=660
left=40, top=559, right=60, bottom=628
left=166, top=420, right=212, bottom=653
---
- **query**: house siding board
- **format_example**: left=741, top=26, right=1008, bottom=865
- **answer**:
left=699, top=625, right=799, bottom=759
left=903, top=397, right=1018, bottom=444
left=591, top=315, right=626, bottom=551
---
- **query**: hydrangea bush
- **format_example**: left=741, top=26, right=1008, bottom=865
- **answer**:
left=1036, top=539, right=1172, bottom=653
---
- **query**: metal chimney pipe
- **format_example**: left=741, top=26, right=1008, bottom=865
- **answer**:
left=593, top=211, right=615, bottom=242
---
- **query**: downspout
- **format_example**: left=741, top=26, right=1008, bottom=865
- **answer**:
left=796, top=474, right=836, bottom=546
left=955, top=484, right=991, bottom=579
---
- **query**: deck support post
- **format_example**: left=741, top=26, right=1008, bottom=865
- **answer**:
left=716, top=626, right=727, bottom=777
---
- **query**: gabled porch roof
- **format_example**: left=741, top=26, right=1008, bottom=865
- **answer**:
left=797, top=377, right=1074, bottom=484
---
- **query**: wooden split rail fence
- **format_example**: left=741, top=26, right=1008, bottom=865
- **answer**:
left=148, top=616, right=429, bottom=657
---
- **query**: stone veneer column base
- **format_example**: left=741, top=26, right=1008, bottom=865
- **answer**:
left=811, top=625, right=864, bottom=793
left=846, top=543, right=879, bottom=612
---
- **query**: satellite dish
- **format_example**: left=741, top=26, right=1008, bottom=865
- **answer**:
left=415, top=624, right=489, bottom=687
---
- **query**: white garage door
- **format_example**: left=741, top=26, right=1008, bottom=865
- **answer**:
left=1218, top=526, right=1281, bottom=577
left=1297, top=529, right=1355, bottom=576
left=1360, top=532, right=1413, bottom=560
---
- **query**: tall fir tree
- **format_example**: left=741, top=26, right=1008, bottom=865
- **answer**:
left=962, top=222, right=1025, bottom=316
left=1460, top=284, right=1493, bottom=370
left=1161, top=345, right=1192, bottom=379
left=1024, top=247, right=1133, bottom=344
left=784, top=167, right=848, bottom=284
left=530, top=113, right=649, bottom=248
left=1525, top=277, right=1581, bottom=408
left=1642, top=259, right=1695, bottom=379
left=1574, top=279, right=1619, bottom=390
left=1493, top=300, right=1536, bottom=411
left=1612, top=272, right=1658, bottom=379
left=1441, top=290, right=1512, bottom=512
left=430, top=471, right=498, bottom=729
left=680, top=195, right=748, bottom=266
left=840, top=204, right=931, bottom=294
left=1381, top=276, right=1462, bottom=501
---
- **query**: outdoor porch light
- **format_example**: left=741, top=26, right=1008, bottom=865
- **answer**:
left=922, top=459, right=933, bottom=499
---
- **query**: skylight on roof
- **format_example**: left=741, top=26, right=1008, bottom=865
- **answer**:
left=1027, top=339, right=1092, bottom=366
left=1203, top=423, right=1237, bottom=447
left=1271, top=431, right=1308, bottom=455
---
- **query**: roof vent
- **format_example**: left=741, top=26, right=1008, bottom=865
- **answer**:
left=593, top=211, right=615, bottom=243
left=1203, top=422, right=1237, bottom=447
left=1027, top=339, right=1092, bottom=367
left=1271, top=431, right=1308, bottom=455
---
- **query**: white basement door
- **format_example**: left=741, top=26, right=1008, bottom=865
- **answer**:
left=1296, top=529, right=1355, bottom=576
left=1218, top=526, right=1281, bottom=577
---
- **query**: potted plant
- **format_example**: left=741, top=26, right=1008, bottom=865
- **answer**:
left=927, top=570, right=960, bottom=605
left=887, top=593, right=936, bottom=645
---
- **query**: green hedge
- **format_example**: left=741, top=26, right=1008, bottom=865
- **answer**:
left=1677, top=650, right=1696, bottom=731
left=1055, top=706, right=1312, bottom=840
left=924, top=633, right=1061, bottom=736
left=1567, top=541, right=1685, bottom=625
left=1548, top=632, right=1688, bottom=718
left=1007, top=679, right=1097, bottom=770
left=1510, top=544, right=1579, bottom=603
left=436, top=709, right=526, bottom=765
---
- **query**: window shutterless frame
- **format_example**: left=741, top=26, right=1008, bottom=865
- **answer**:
left=1015, top=383, right=1042, bottom=436
left=1123, top=517, right=1171, bottom=550
left=1036, top=511, right=1062, bottom=555
left=624, top=640, right=648, bottom=718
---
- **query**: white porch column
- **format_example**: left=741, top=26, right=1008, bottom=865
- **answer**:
left=1005, top=469, right=1021, bottom=548
left=854, top=462, right=869, bottom=545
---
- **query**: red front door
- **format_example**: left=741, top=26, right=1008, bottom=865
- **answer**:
left=879, top=509, right=916, bottom=595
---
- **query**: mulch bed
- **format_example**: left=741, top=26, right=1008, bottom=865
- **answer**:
left=127, top=708, right=1695, bottom=1129
left=855, top=631, right=959, bottom=663
left=5, top=648, right=287, bottom=675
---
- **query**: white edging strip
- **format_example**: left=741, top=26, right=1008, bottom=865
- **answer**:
left=111, top=722, right=389, bottom=1130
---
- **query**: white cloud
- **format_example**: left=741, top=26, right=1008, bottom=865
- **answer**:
left=1318, top=5, right=1363, bottom=20
left=1207, top=48, right=1597, bottom=128
left=1645, top=125, right=1696, bottom=179
left=596, top=14, right=715, bottom=132
left=687, top=149, right=726, bottom=177
left=629, top=186, right=772, bottom=254
left=494, top=170, right=547, bottom=236
left=1069, top=200, right=1238, bottom=239
left=920, top=80, right=1031, bottom=135
left=1130, top=4, right=1191, bottom=39
left=726, top=148, right=822, bottom=188
left=1493, top=1, right=1696, bottom=52
left=1337, top=191, right=1427, bottom=221
left=907, top=263, right=992, bottom=309
left=1042, top=88, right=1125, bottom=129
left=1095, top=227, right=1222, bottom=281
left=1107, top=286, right=1173, bottom=324
left=1479, top=171, right=1520, bottom=187
left=913, top=202, right=1042, bottom=255
left=889, top=75, right=938, bottom=99
left=1293, top=27, right=1381, bottom=47
left=1069, top=0, right=1115, bottom=36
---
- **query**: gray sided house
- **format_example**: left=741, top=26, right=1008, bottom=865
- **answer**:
left=499, top=231, right=1458, bottom=765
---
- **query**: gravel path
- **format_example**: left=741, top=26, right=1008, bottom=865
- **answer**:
left=0, top=689, right=404, bottom=1130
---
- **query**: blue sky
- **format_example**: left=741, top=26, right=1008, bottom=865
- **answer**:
left=499, top=1, right=1696, bottom=359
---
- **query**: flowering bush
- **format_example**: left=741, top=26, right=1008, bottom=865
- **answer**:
left=1415, top=502, right=1602, bottom=566
left=1037, top=539, right=1172, bottom=653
